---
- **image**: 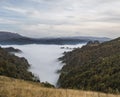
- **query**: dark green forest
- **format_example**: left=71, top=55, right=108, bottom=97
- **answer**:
left=0, top=47, right=39, bottom=82
left=58, top=37, right=120, bottom=93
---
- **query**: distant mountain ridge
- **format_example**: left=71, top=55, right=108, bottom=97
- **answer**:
left=0, top=31, right=111, bottom=45
left=0, top=31, right=23, bottom=41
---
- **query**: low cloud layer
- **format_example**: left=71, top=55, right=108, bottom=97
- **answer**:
left=0, top=0, right=120, bottom=38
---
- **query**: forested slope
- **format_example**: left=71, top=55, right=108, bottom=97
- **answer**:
left=58, top=37, right=120, bottom=93
left=0, top=47, right=39, bottom=81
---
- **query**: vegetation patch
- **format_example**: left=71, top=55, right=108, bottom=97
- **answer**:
left=58, top=38, right=120, bottom=94
left=0, top=47, right=39, bottom=82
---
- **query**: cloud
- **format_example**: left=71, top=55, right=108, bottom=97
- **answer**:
left=0, top=18, right=21, bottom=24
left=19, top=21, right=120, bottom=38
left=3, top=6, right=26, bottom=14
left=0, top=0, right=120, bottom=38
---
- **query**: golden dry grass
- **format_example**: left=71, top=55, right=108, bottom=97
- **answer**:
left=0, top=76, right=119, bottom=97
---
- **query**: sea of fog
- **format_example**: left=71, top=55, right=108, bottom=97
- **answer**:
left=1, top=43, right=86, bottom=85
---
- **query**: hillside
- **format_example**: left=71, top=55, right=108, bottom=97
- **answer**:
left=58, top=37, right=120, bottom=93
left=0, top=31, right=23, bottom=41
left=0, top=76, right=119, bottom=97
left=0, top=46, right=39, bottom=82
left=4, top=47, right=22, bottom=53
left=0, top=31, right=110, bottom=45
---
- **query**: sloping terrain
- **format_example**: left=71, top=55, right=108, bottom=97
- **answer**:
left=58, top=37, right=120, bottom=93
left=0, top=46, right=39, bottom=82
left=0, top=76, right=119, bottom=97
left=0, top=31, right=23, bottom=41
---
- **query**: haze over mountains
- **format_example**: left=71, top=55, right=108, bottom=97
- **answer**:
left=0, top=31, right=110, bottom=45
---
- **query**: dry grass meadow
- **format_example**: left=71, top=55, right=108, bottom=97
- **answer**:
left=0, top=76, right=119, bottom=97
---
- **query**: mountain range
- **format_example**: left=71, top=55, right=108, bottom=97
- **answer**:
left=0, top=31, right=111, bottom=45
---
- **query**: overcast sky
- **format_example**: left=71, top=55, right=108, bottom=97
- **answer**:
left=0, top=0, right=120, bottom=38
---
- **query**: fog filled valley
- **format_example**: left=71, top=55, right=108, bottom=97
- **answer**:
left=1, top=43, right=86, bottom=85
left=0, top=0, right=120, bottom=96
left=0, top=32, right=120, bottom=96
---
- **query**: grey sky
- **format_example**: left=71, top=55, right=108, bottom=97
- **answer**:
left=0, top=0, right=120, bottom=38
